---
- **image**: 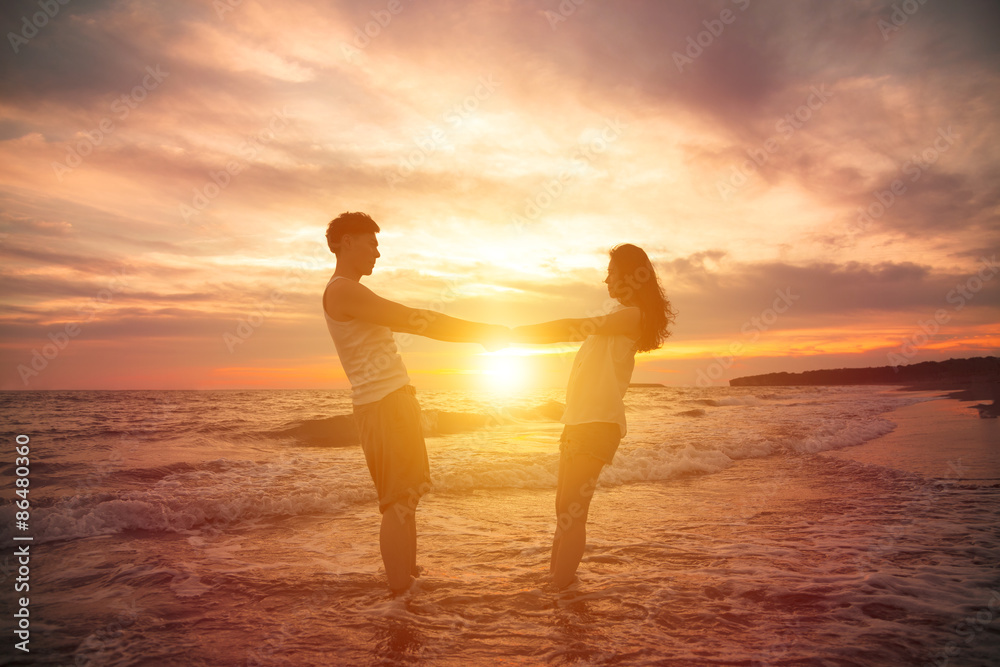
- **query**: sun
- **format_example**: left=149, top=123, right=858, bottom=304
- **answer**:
left=478, top=350, right=535, bottom=395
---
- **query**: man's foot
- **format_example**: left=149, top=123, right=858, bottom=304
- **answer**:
left=389, top=575, right=415, bottom=597
left=558, top=575, right=580, bottom=590
left=548, top=573, right=579, bottom=591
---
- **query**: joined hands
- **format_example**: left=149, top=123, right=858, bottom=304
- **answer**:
left=481, top=324, right=512, bottom=352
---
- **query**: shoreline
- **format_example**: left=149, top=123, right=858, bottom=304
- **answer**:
left=894, top=378, right=999, bottom=417
left=821, top=391, right=1000, bottom=482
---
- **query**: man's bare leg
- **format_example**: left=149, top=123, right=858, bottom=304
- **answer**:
left=551, top=454, right=604, bottom=588
left=381, top=503, right=416, bottom=593
left=550, top=452, right=568, bottom=574
left=409, top=513, right=421, bottom=576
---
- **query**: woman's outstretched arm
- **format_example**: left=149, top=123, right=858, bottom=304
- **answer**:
left=512, top=307, right=640, bottom=344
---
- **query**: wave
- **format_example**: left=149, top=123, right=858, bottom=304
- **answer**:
left=269, top=401, right=565, bottom=447
left=0, top=462, right=374, bottom=544
left=429, top=415, right=900, bottom=492
left=0, top=388, right=920, bottom=544
left=106, top=461, right=236, bottom=483
left=0, top=414, right=904, bottom=544
left=788, top=418, right=897, bottom=454
left=269, top=414, right=360, bottom=447
left=602, top=444, right=735, bottom=485
left=690, top=396, right=763, bottom=407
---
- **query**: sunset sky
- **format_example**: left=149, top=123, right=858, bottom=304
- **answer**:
left=1, top=0, right=998, bottom=391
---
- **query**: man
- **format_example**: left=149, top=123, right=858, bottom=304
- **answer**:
left=322, top=211, right=508, bottom=593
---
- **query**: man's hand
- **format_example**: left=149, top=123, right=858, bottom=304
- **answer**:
left=481, top=325, right=512, bottom=352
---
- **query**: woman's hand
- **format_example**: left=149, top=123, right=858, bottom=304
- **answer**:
left=481, top=324, right=512, bottom=352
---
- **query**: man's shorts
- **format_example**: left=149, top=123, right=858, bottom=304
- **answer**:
left=353, top=385, right=431, bottom=514
left=560, top=422, right=622, bottom=466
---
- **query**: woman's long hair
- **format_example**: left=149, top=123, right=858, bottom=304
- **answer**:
left=609, top=244, right=676, bottom=353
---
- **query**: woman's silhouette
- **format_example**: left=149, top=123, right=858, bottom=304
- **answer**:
left=513, top=244, right=676, bottom=588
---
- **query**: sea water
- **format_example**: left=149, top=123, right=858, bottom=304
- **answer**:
left=1, top=386, right=998, bottom=666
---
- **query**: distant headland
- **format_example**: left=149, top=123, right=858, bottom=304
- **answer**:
left=730, top=357, right=999, bottom=417
left=729, top=356, right=998, bottom=387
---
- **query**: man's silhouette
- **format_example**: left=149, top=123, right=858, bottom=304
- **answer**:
left=322, top=211, right=508, bottom=593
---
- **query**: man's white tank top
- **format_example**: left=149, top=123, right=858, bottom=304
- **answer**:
left=323, top=276, right=410, bottom=405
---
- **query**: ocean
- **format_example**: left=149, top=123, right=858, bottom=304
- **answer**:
left=1, top=385, right=998, bottom=666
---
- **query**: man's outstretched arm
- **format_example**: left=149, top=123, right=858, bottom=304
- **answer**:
left=326, top=278, right=509, bottom=346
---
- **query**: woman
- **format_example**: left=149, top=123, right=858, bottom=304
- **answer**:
left=513, top=244, right=676, bottom=588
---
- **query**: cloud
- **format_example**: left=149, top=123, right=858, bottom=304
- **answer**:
left=663, top=255, right=1000, bottom=334
left=1, top=0, right=998, bottom=388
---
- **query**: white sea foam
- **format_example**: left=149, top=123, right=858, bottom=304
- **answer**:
left=0, top=386, right=923, bottom=544
left=602, top=444, right=734, bottom=485
left=789, top=418, right=898, bottom=454
left=14, top=458, right=375, bottom=543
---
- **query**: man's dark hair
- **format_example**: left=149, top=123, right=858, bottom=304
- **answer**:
left=326, top=211, right=380, bottom=254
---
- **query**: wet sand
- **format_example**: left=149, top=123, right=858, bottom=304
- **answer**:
left=822, top=392, right=1000, bottom=482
